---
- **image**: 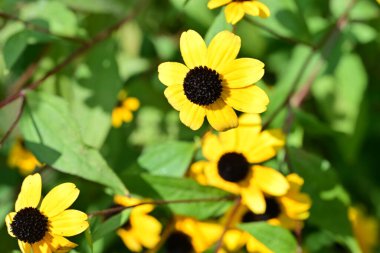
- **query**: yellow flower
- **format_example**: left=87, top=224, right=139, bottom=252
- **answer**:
left=5, top=173, right=89, bottom=253
left=190, top=114, right=289, bottom=213
left=164, top=216, right=223, bottom=252
left=114, top=195, right=162, bottom=252
left=112, top=90, right=140, bottom=128
left=223, top=175, right=310, bottom=252
left=8, top=139, right=41, bottom=175
left=208, top=0, right=270, bottom=25
left=158, top=30, right=268, bottom=131
left=349, top=207, right=378, bottom=253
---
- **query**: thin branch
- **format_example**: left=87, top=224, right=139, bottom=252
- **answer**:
left=214, top=196, right=242, bottom=253
left=0, top=12, right=87, bottom=44
left=88, top=195, right=236, bottom=218
left=0, top=0, right=147, bottom=109
left=0, top=96, right=25, bottom=148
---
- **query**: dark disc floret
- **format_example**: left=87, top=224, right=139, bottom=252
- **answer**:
left=165, top=231, right=194, bottom=253
left=217, top=152, right=250, bottom=183
left=183, top=66, right=222, bottom=106
left=11, top=207, right=49, bottom=244
left=242, top=197, right=281, bottom=222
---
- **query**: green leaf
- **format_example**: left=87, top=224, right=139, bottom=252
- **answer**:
left=85, top=228, right=94, bottom=253
left=349, top=23, right=377, bottom=44
left=239, top=222, right=297, bottom=253
left=138, top=140, right=196, bottom=177
left=124, top=173, right=233, bottom=219
left=71, top=40, right=122, bottom=148
left=293, top=108, right=340, bottom=136
left=92, top=209, right=130, bottom=241
left=205, top=9, right=233, bottom=44
left=312, top=53, right=367, bottom=134
left=3, top=29, right=52, bottom=69
left=20, top=91, right=127, bottom=194
left=20, top=1, right=79, bottom=36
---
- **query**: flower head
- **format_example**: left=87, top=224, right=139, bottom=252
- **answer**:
left=208, top=0, right=270, bottom=24
left=8, top=139, right=41, bottom=175
left=112, top=90, right=140, bottom=128
left=114, top=195, right=162, bottom=252
left=164, top=216, right=223, bottom=253
left=5, top=173, right=89, bottom=253
left=222, top=174, right=310, bottom=252
left=158, top=30, right=268, bottom=131
left=190, top=114, right=288, bottom=213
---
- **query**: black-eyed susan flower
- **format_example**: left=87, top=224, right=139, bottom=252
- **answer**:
left=8, top=139, right=41, bottom=175
left=5, top=173, right=89, bottom=253
left=349, top=207, right=378, bottom=253
left=190, top=114, right=288, bottom=213
left=158, top=30, right=268, bottom=131
left=112, top=90, right=140, bottom=128
left=163, top=216, right=223, bottom=253
left=222, top=173, right=310, bottom=252
left=114, top=195, right=162, bottom=252
left=208, top=0, right=270, bottom=25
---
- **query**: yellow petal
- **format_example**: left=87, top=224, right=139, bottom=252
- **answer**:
left=132, top=203, right=155, bottom=215
left=218, top=128, right=239, bottom=152
left=16, top=173, right=42, bottom=211
left=117, top=228, right=143, bottom=252
left=242, top=1, right=260, bottom=16
left=18, top=240, right=32, bottom=253
left=50, top=210, right=89, bottom=236
left=5, top=212, right=16, bottom=237
left=40, top=183, right=79, bottom=218
left=206, top=99, right=238, bottom=131
left=246, top=235, right=272, bottom=253
left=180, top=30, right=207, bottom=69
left=164, top=84, right=187, bottom=111
left=114, top=195, right=141, bottom=207
left=133, top=215, right=162, bottom=249
left=158, top=62, right=189, bottom=86
left=224, top=2, right=245, bottom=25
left=241, top=184, right=266, bottom=214
left=253, top=166, right=289, bottom=196
left=202, top=132, right=224, bottom=161
left=31, top=240, right=50, bottom=253
left=207, top=30, right=241, bottom=72
left=244, top=129, right=285, bottom=163
left=189, top=161, right=209, bottom=185
left=124, top=97, right=140, bottom=111
left=179, top=101, right=206, bottom=130
left=45, top=233, right=77, bottom=253
left=223, top=229, right=247, bottom=251
left=221, top=85, right=269, bottom=113
left=221, top=58, right=264, bottom=88
left=112, top=108, right=123, bottom=128
left=204, top=162, right=241, bottom=194
left=208, top=0, right=232, bottom=9
left=252, top=1, right=271, bottom=18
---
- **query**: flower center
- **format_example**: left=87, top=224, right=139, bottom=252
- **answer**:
left=183, top=66, right=222, bottom=106
left=165, top=231, right=194, bottom=253
left=11, top=207, right=49, bottom=244
left=242, top=197, right=281, bottom=222
left=217, top=152, right=250, bottom=183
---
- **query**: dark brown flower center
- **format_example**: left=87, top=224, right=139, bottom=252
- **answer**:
left=217, top=152, right=250, bottom=182
left=165, top=231, right=194, bottom=253
left=183, top=66, right=222, bottom=106
left=242, top=197, right=281, bottom=222
left=11, top=207, right=49, bottom=244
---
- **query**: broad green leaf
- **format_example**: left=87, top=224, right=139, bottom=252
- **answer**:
left=71, top=40, right=122, bottom=148
left=350, top=0, right=379, bottom=20
left=312, top=53, right=367, bottom=134
left=3, top=29, right=52, bottom=69
left=20, top=91, right=127, bottom=194
left=239, top=222, right=297, bottom=253
left=124, top=173, right=233, bottom=219
left=138, top=140, right=196, bottom=177
left=20, top=1, right=79, bottom=36
left=92, top=209, right=130, bottom=241
left=205, top=9, right=233, bottom=44
left=349, top=23, right=377, bottom=44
